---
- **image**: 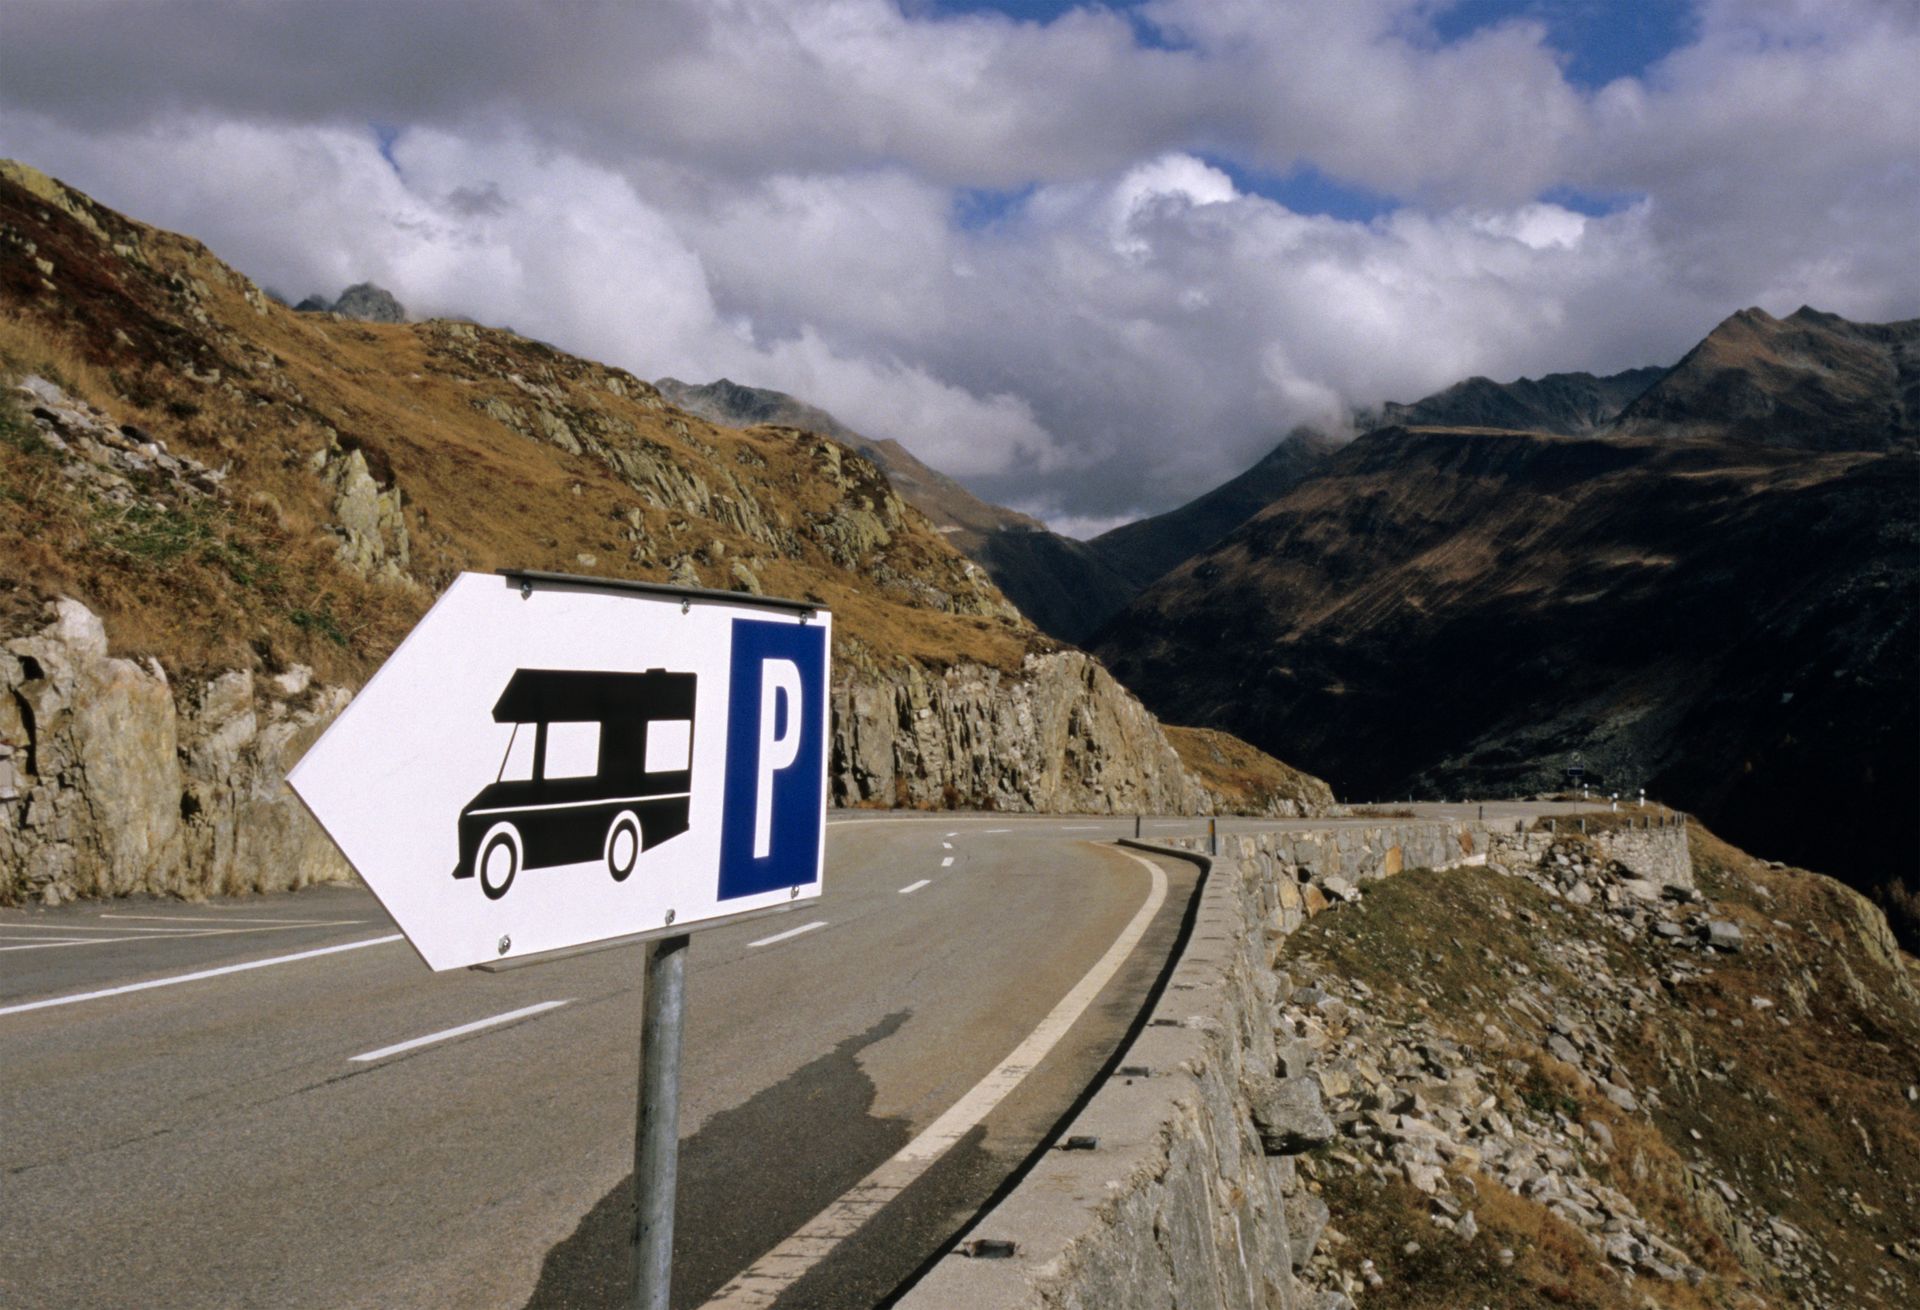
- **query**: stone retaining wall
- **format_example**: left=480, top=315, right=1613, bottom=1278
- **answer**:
left=898, top=816, right=1690, bottom=1308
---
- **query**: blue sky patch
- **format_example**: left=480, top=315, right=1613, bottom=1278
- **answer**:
left=371, top=122, right=403, bottom=173
left=1428, top=0, right=1696, bottom=89
left=1219, top=159, right=1398, bottom=224
left=1539, top=184, right=1640, bottom=218
left=954, top=183, right=1039, bottom=231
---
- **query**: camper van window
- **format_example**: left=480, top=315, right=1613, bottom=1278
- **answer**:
left=545, top=721, right=601, bottom=779
left=498, top=723, right=537, bottom=782
left=646, top=719, right=693, bottom=773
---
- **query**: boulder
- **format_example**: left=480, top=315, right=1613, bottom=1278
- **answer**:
left=1249, top=1074, right=1335, bottom=1154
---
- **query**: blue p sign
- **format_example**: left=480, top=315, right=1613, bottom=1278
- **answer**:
left=718, top=619, right=827, bottom=900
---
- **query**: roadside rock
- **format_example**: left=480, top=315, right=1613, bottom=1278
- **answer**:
left=1250, top=1074, right=1336, bottom=1154
left=1, top=598, right=351, bottom=904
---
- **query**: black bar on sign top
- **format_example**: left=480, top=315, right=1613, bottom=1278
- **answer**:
left=495, top=569, right=820, bottom=616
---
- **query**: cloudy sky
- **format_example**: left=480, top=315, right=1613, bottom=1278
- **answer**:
left=3, top=0, right=1917, bottom=534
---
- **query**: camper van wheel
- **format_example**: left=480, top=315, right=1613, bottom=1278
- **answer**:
left=476, top=823, right=522, bottom=900
left=606, top=811, right=641, bottom=882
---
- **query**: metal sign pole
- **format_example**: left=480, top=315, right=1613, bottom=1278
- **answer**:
left=631, top=933, right=690, bottom=1310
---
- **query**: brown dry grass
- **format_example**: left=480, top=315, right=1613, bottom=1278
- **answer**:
left=1162, top=723, right=1335, bottom=813
left=1317, top=1171, right=1646, bottom=1308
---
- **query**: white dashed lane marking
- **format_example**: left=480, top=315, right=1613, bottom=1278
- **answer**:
left=746, top=921, right=827, bottom=949
left=897, top=880, right=931, bottom=895
left=350, top=1000, right=573, bottom=1064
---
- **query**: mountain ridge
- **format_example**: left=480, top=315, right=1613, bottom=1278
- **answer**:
left=1094, top=401, right=1919, bottom=938
left=653, top=373, right=1137, bottom=644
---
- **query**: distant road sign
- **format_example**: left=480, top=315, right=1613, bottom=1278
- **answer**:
left=289, top=572, right=830, bottom=970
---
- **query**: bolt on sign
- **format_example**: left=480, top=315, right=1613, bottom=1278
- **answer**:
left=289, top=571, right=830, bottom=970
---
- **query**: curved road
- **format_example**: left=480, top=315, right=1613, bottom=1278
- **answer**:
left=1, top=815, right=1204, bottom=1309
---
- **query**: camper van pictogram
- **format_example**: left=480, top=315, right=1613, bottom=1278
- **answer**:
left=455, top=668, right=697, bottom=899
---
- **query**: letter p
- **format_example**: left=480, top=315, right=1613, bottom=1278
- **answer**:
left=753, top=659, right=803, bottom=859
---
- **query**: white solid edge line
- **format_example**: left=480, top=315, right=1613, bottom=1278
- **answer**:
left=350, top=999, right=572, bottom=1063
left=747, top=920, right=827, bottom=948
left=701, top=850, right=1170, bottom=1309
left=0, top=922, right=226, bottom=934
left=0, top=934, right=406, bottom=1017
left=100, top=914, right=365, bottom=925
left=897, top=880, right=931, bottom=895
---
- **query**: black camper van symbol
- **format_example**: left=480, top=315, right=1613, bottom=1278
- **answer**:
left=454, top=668, right=697, bottom=900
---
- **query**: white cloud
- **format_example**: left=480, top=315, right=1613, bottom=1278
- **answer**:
left=0, top=0, right=1915, bottom=529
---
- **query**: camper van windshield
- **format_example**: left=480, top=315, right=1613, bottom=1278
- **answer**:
left=498, top=724, right=536, bottom=782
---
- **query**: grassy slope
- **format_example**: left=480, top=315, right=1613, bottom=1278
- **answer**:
left=1284, top=828, right=1919, bottom=1307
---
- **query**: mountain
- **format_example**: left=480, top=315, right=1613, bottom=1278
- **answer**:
left=1095, top=388, right=1919, bottom=939
left=1607, top=305, right=1920, bottom=450
left=1089, top=426, right=1339, bottom=592
left=0, top=159, right=1329, bottom=907
left=1081, top=366, right=1657, bottom=606
left=655, top=375, right=1137, bottom=644
left=294, top=281, right=408, bottom=323
left=654, top=376, right=1042, bottom=543
left=1377, top=365, right=1665, bottom=434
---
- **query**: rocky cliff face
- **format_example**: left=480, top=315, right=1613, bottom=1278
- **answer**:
left=832, top=646, right=1207, bottom=814
left=1, top=598, right=348, bottom=904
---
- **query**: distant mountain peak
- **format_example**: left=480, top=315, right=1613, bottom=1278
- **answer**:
left=1609, top=304, right=1918, bottom=450
left=295, top=282, right=407, bottom=323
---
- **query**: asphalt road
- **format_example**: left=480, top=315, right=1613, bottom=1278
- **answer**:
left=1, top=814, right=1212, bottom=1309
left=0, top=803, right=1609, bottom=1308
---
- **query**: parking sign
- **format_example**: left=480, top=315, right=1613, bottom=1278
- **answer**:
left=288, top=571, right=831, bottom=970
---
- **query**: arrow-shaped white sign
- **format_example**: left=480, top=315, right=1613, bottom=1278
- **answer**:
left=289, top=572, right=830, bottom=970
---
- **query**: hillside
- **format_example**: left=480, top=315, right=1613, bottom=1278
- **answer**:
left=1095, top=422, right=1919, bottom=939
left=0, top=159, right=1326, bottom=907
left=1609, top=306, right=1919, bottom=450
left=1088, top=426, right=1338, bottom=593
left=654, top=375, right=1136, bottom=644
left=1282, top=820, right=1920, bottom=1309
